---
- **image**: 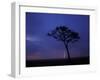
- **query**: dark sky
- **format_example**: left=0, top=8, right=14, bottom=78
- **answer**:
left=26, top=12, right=89, bottom=60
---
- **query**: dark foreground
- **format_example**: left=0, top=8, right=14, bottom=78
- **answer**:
left=26, top=57, right=89, bottom=67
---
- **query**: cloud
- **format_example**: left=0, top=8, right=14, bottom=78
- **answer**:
left=26, top=36, right=41, bottom=42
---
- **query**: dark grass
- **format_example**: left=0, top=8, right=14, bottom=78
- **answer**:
left=26, top=57, right=89, bottom=67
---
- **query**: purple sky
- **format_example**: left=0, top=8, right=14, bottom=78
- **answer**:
left=26, top=12, right=89, bottom=60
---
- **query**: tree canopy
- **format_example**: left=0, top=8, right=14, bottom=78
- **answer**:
left=48, top=26, right=80, bottom=44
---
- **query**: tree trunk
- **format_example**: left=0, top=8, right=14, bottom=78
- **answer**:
left=64, top=42, right=72, bottom=63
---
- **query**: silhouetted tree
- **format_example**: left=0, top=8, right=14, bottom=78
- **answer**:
left=47, top=26, right=80, bottom=63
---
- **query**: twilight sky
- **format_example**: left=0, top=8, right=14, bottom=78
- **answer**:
left=26, top=12, right=89, bottom=60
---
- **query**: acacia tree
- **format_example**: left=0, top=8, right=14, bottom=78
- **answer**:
left=48, top=26, right=80, bottom=63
